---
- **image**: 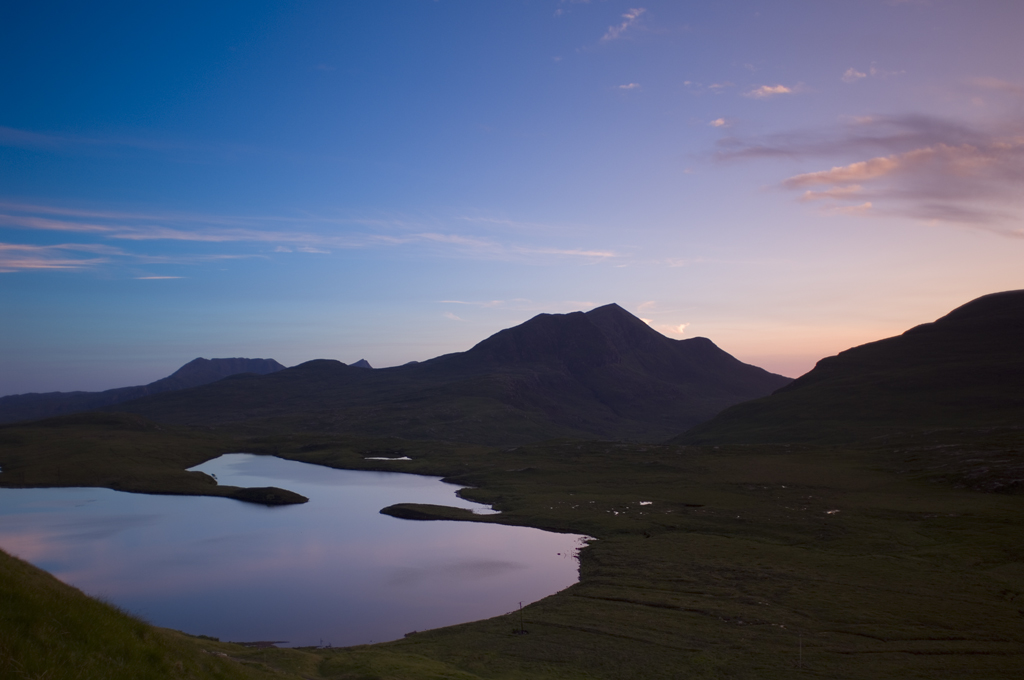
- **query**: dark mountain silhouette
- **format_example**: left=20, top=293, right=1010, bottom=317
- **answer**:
left=677, top=290, right=1024, bottom=445
left=111, top=304, right=790, bottom=444
left=350, top=359, right=373, bottom=369
left=0, top=358, right=286, bottom=425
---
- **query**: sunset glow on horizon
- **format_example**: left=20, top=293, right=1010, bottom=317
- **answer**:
left=2, top=1, right=1023, bottom=394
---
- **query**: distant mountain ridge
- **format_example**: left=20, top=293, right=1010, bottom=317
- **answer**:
left=0, top=358, right=285, bottom=425
left=111, top=304, right=791, bottom=444
left=678, top=290, right=1024, bottom=444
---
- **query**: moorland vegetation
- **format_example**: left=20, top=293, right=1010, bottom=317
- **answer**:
left=2, top=292, right=1023, bottom=679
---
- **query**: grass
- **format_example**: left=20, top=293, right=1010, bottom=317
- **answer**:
left=5, top=293, right=1023, bottom=677
left=0, top=546, right=295, bottom=680
left=2, top=417, right=1023, bottom=678
left=0, top=413, right=306, bottom=505
left=274, top=436, right=1024, bottom=679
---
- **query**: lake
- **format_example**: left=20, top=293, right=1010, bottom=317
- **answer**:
left=0, top=454, right=587, bottom=647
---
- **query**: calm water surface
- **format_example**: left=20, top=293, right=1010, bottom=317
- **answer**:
left=0, top=454, right=587, bottom=646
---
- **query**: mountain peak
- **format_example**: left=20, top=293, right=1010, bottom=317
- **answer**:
left=463, top=309, right=613, bottom=367
left=0, top=357, right=287, bottom=425
left=585, top=302, right=631, bottom=316
left=105, top=305, right=789, bottom=443
left=162, top=358, right=286, bottom=388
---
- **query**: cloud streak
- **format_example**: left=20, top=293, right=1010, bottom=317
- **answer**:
left=0, top=243, right=111, bottom=272
left=971, top=77, right=1024, bottom=95
left=0, top=203, right=620, bottom=274
left=842, top=68, right=867, bottom=83
left=717, top=114, right=1024, bottom=234
left=601, top=8, right=645, bottom=41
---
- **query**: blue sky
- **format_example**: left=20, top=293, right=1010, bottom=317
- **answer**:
left=2, top=1, right=1023, bottom=394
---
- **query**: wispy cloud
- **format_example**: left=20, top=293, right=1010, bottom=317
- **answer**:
left=554, top=0, right=592, bottom=18
left=135, top=276, right=184, bottom=280
left=745, top=84, right=794, bottom=98
left=443, top=311, right=464, bottom=321
left=842, top=68, right=867, bottom=83
left=709, top=118, right=728, bottom=128
left=826, top=202, right=874, bottom=216
left=0, top=124, right=268, bottom=165
left=436, top=299, right=598, bottom=315
left=0, top=126, right=65, bottom=149
left=601, top=8, right=645, bottom=41
left=682, top=81, right=733, bottom=96
left=439, top=299, right=513, bottom=308
left=0, top=211, right=339, bottom=246
left=782, top=156, right=901, bottom=188
left=0, top=243, right=111, bottom=272
left=971, top=76, right=1024, bottom=96
left=0, top=239, right=265, bottom=273
left=618, top=82, right=641, bottom=90
left=0, top=124, right=212, bottom=156
left=715, top=114, right=988, bottom=160
left=796, top=185, right=865, bottom=202
left=843, top=64, right=904, bottom=83
left=653, top=322, right=689, bottom=337
left=0, top=202, right=621, bottom=274
left=718, top=114, right=1024, bottom=234
left=641, top=318, right=690, bottom=337
left=526, top=246, right=616, bottom=258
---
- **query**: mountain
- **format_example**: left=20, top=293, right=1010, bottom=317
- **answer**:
left=111, top=304, right=790, bottom=444
left=350, top=359, right=373, bottom=369
left=0, top=358, right=286, bottom=425
left=677, top=290, right=1024, bottom=445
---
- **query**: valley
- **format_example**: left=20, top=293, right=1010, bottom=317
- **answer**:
left=2, top=292, right=1023, bottom=679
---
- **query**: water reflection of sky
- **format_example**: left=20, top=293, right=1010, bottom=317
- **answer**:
left=0, top=454, right=587, bottom=646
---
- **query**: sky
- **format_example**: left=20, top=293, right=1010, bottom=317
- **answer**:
left=2, top=0, right=1023, bottom=395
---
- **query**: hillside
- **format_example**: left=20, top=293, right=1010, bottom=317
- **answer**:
left=3, top=296, right=1024, bottom=679
left=5, top=435, right=1024, bottom=679
left=678, top=290, right=1024, bottom=445
left=0, top=546, right=295, bottom=680
left=112, top=304, right=790, bottom=444
left=0, top=358, right=286, bottom=425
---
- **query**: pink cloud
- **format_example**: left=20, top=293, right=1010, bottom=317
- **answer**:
left=601, top=8, right=645, bottom=41
left=719, top=114, right=1024, bottom=233
left=745, top=84, right=793, bottom=98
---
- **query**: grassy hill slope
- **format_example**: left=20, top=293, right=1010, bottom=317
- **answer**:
left=679, top=290, right=1024, bottom=445
left=0, top=546, right=288, bottom=680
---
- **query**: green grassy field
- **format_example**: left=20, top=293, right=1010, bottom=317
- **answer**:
left=2, top=415, right=1023, bottom=679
